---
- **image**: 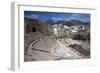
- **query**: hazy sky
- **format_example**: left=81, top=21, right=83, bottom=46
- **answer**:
left=24, top=11, right=90, bottom=22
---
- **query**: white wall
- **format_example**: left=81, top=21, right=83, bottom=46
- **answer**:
left=0, top=0, right=100, bottom=73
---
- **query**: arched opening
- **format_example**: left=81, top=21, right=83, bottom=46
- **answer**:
left=32, top=27, right=36, bottom=32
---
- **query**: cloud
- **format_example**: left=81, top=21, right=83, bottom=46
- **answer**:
left=70, top=14, right=80, bottom=19
left=25, top=14, right=40, bottom=19
left=66, top=13, right=90, bottom=22
left=65, top=13, right=82, bottom=21
left=71, top=14, right=80, bottom=17
left=31, top=14, right=39, bottom=19
left=51, top=17, right=57, bottom=20
left=51, top=17, right=64, bottom=21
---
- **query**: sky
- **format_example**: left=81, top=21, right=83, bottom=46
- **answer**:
left=24, top=11, right=90, bottom=22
